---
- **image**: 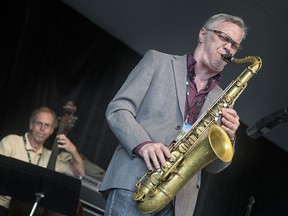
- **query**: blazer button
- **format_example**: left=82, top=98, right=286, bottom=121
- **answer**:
left=175, top=125, right=181, bottom=130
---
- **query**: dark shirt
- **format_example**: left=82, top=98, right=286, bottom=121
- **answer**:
left=185, top=53, right=221, bottom=125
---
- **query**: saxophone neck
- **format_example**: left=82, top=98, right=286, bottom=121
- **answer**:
left=222, top=54, right=262, bottom=74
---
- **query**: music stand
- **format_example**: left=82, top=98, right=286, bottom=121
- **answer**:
left=0, top=154, right=81, bottom=216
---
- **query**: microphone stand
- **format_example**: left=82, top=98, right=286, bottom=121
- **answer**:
left=245, top=196, right=255, bottom=216
left=30, top=192, right=44, bottom=216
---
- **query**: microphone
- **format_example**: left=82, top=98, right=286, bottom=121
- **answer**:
left=246, top=107, right=288, bottom=139
left=245, top=196, right=255, bottom=216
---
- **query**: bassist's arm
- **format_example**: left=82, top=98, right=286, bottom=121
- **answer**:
left=57, top=134, right=85, bottom=178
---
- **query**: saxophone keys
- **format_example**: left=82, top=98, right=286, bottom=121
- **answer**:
left=179, top=144, right=188, bottom=153
left=225, top=96, right=232, bottom=103
left=151, top=172, right=162, bottom=185
left=169, top=157, right=175, bottom=163
left=203, top=119, right=210, bottom=126
left=196, top=126, right=205, bottom=135
left=215, top=109, right=222, bottom=117
left=188, top=134, right=197, bottom=141
left=156, top=168, right=162, bottom=173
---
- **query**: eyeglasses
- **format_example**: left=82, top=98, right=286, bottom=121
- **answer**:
left=33, top=121, right=53, bottom=129
left=205, top=28, right=242, bottom=52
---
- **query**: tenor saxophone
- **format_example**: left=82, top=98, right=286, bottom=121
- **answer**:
left=132, top=54, right=262, bottom=213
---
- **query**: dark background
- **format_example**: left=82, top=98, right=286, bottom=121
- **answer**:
left=1, top=1, right=287, bottom=215
left=62, top=0, right=288, bottom=154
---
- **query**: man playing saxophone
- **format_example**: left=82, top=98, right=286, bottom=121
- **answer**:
left=99, top=13, right=245, bottom=216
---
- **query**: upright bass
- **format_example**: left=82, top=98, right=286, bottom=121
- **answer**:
left=43, top=101, right=82, bottom=216
left=46, top=101, right=78, bottom=171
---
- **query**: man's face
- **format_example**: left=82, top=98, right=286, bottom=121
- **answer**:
left=29, top=112, right=55, bottom=144
left=200, top=21, right=243, bottom=72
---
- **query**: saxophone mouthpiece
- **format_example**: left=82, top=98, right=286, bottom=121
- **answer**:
left=221, top=53, right=234, bottom=63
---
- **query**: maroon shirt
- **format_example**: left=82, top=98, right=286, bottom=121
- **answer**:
left=185, top=53, right=221, bottom=125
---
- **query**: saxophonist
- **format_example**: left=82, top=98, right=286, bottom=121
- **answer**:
left=99, top=13, right=246, bottom=216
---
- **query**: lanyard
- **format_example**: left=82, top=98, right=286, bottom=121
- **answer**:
left=23, top=135, right=42, bottom=165
left=185, top=72, right=209, bottom=125
left=185, top=78, right=192, bottom=124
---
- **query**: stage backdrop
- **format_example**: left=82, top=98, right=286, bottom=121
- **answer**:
left=0, top=0, right=141, bottom=170
left=1, top=1, right=287, bottom=215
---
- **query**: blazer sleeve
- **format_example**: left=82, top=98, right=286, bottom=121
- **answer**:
left=105, top=50, right=157, bottom=156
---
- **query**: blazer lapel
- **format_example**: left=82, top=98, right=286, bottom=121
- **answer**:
left=171, top=54, right=223, bottom=123
left=171, top=55, right=187, bottom=120
left=198, top=85, right=223, bottom=118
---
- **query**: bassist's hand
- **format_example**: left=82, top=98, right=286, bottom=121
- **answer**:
left=56, top=134, right=78, bottom=154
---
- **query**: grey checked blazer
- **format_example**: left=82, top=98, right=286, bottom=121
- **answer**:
left=99, top=50, right=232, bottom=216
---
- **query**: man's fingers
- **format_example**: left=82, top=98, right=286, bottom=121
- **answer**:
left=139, top=142, right=171, bottom=170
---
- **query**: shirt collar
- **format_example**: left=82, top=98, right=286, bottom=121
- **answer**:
left=186, top=53, right=222, bottom=82
left=25, top=132, right=44, bottom=154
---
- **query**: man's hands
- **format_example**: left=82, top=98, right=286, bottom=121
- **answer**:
left=138, top=108, right=239, bottom=170
left=138, top=142, right=171, bottom=171
left=221, top=108, right=240, bottom=140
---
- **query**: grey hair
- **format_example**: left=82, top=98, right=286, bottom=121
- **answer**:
left=29, top=106, right=58, bottom=128
left=203, top=13, right=248, bottom=40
